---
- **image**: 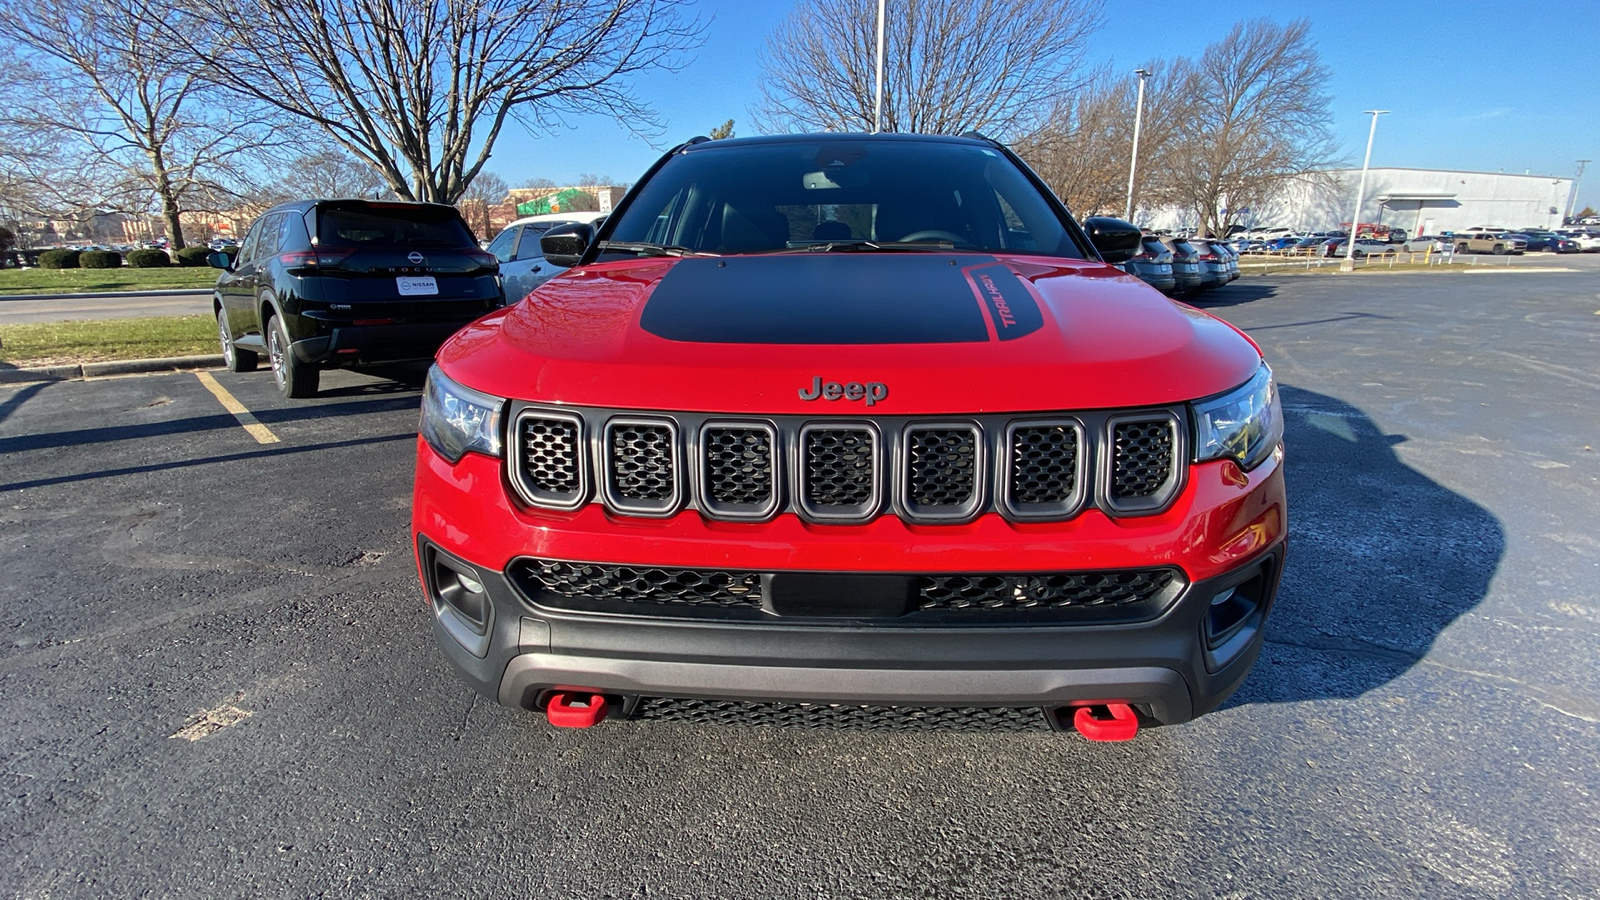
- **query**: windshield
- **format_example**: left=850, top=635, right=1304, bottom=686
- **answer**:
left=599, top=138, right=1084, bottom=260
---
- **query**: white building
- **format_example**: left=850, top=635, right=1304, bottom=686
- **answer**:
left=1143, top=167, right=1576, bottom=237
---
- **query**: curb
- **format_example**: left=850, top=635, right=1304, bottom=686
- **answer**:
left=0, top=288, right=213, bottom=302
left=0, top=354, right=222, bottom=384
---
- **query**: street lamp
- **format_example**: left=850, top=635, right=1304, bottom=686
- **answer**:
left=1123, top=68, right=1151, bottom=222
left=1343, top=109, right=1389, bottom=270
left=1568, top=159, right=1590, bottom=223
left=872, top=0, right=886, bottom=133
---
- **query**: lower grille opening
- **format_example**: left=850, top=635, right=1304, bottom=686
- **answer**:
left=628, top=697, right=1054, bottom=731
left=509, top=558, right=1183, bottom=624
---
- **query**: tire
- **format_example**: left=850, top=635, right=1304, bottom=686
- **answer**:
left=1456, top=244, right=1469, bottom=255
left=267, top=315, right=319, bottom=399
left=1492, top=244, right=1505, bottom=255
left=217, top=308, right=257, bottom=372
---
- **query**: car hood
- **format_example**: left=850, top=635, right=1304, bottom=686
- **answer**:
left=438, top=253, right=1260, bottom=414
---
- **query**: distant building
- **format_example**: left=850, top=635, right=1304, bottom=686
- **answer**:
left=1143, top=167, right=1576, bottom=236
left=506, top=185, right=627, bottom=217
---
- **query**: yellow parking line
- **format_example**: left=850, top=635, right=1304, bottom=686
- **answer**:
left=195, top=371, right=281, bottom=445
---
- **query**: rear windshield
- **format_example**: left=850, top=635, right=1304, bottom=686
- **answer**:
left=315, top=205, right=475, bottom=249
left=601, top=139, right=1084, bottom=259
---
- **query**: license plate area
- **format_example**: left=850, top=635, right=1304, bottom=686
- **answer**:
left=762, top=573, right=914, bottom=618
left=396, top=275, right=439, bottom=296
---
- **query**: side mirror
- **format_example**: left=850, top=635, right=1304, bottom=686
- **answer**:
left=1083, top=216, right=1143, bottom=264
left=207, top=251, right=234, bottom=270
left=540, top=223, right=594, bottom=268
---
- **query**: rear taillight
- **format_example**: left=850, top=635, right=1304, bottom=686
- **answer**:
left=464, top=248, right=498, bottom=268
left=279, top=248, right=355, bottom=268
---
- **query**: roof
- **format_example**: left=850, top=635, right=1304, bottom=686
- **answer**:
left=683, top=132, right=994, bottom=152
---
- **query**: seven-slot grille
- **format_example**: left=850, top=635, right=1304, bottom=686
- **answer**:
left=509, top=406, right=1184, bottom=522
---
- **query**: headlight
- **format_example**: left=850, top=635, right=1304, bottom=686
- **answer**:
left=1192, top=363, right=1282, bottom=471
left=420, top=365, right=504, bottom=463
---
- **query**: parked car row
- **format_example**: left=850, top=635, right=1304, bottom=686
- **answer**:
left=1104, top=225, right=1239, bottom=296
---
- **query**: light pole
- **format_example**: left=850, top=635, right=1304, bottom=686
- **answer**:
left=1568, top=159, right=1590, bottom=223
left=872, top=0, right=886, bottom=133
left=1343, top=109, right=1389, bottom=271
left=1123, top=68, right=1151, bottom=222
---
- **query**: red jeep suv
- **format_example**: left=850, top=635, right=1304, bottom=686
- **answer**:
left=412, top=133, right=1285, bottom=739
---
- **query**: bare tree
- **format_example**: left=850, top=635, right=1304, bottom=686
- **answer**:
left=1014, top=64, right=1191, bottom=219
left=0, top=0, right=289, bottom=248
left=1157, top=19, right=1338, bottom=237
left=163, top=0, right=702, bottom=204
left=755, top=0, right=1104, bottom=137
left=458, top=171, right=510, bottom=237
left=708, top=119, right=735, bottom=140
left=277, top=147, right=395, bottom=200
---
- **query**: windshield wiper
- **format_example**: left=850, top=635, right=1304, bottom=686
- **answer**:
left=597, top=241, right=720, bottom=258
left=803, top=240, right=956, bottom=252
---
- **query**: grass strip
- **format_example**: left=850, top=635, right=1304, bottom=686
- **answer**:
left=0, top=267, right=218, bottom=294
left=0, top=315, right=216, bottom=366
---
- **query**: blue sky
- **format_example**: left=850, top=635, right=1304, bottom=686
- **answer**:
left=486, top=3, right=1600, bottom=212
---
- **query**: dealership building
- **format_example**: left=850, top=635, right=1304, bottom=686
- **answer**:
left=1144, top=167, right=1577, bottom=236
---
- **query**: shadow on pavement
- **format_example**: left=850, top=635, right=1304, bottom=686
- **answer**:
left=0, top=393, right=420, bottom=454
left=1228, top=385, right=1506, bottom=708
left=1187, top=283, right=1278, bottom=308
left=0, top=432, right=415, bottom=493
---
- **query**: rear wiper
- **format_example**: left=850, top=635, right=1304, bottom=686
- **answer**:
left=597, top=241, right=720, bottom=258
left=803, top=240, right=955, bottom=252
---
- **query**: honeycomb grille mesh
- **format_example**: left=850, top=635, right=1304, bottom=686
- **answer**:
left=520, top=417, right=579, bottom=494
left=610, top=423, right=675, bottom=500
left=805, top=429, right=875, bottom=507
left=518, top=559, right=762, bottom=608
left=1111, top=419, right=1175, bottom=499
left=907, top=427, right=978, bottom=507
left=918, top=568, right=1179, bottom=611
left=631, top=698, right=1053, bottom=731
left=704, top=427, right=773, bottom=506
left=1010, top=425, right=1078, bottom=504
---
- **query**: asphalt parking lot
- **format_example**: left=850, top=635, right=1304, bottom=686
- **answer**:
left=2, top=266, right=1598, bottom=898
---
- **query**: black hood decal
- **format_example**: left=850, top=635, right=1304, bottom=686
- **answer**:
left=639, top=254, right=1043, bottom=345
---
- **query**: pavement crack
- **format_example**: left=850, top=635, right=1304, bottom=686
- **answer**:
left=454, top=692, right=477, bottom=742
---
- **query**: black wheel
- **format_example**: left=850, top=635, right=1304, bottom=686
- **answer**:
left=217, top=308, right=257, bottom=372
left=1456, top=244, right=1469, bottom=255
left=1492, top=244, right=1505, bottom=255
left=267, top=315, right=319, bottom=399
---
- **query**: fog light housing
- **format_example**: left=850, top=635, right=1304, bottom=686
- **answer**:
left=1201, top=565, right=1271, bottom=672
left=423, top=543, right=494, bottom=658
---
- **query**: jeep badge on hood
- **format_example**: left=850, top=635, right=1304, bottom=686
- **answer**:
left=798, top=376, right=889, bottom=406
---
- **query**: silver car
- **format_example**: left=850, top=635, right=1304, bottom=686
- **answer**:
left=485, top=211, right=607, bottom=305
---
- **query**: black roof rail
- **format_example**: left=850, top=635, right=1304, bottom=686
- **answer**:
left=960, top=130, right=996, bottom=144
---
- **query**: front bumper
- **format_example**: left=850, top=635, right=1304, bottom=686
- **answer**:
left=412, top=442, right=1286, bottom=726
left=291, top=318, right=480, bottom=366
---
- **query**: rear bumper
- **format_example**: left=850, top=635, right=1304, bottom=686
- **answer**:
left=292, top=319, right=478, bottom=365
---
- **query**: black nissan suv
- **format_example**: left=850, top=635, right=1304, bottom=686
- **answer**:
left=210, top=200, right=501, bottom=398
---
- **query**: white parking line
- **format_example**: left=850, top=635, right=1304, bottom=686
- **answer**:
left=195, top=371, right=281, bottom=444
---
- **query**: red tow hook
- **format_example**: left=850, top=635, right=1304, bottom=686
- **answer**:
left=1072, top=703, right=1139, bottom=741
left=545, top=691, right=609, bottom=728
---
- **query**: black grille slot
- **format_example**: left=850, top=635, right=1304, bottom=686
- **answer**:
left=1009, top=423, right=1079, bottom=506
left=703, top=426, right=775, bottom=508
left=919, top=568, right=1179, bottom=611
left=516, top=559, right=762, bottom=608
left=520, top=417, right=579, bottom=494
left=630, top=698, right=1052, bottom=731
left=905, top=425, right=980, bottom=516
left=802, top=427, right=877, bottom=516
left=1111, top=418, right=1175, bottom=500
left=608, top=421, right=675, bottom=502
